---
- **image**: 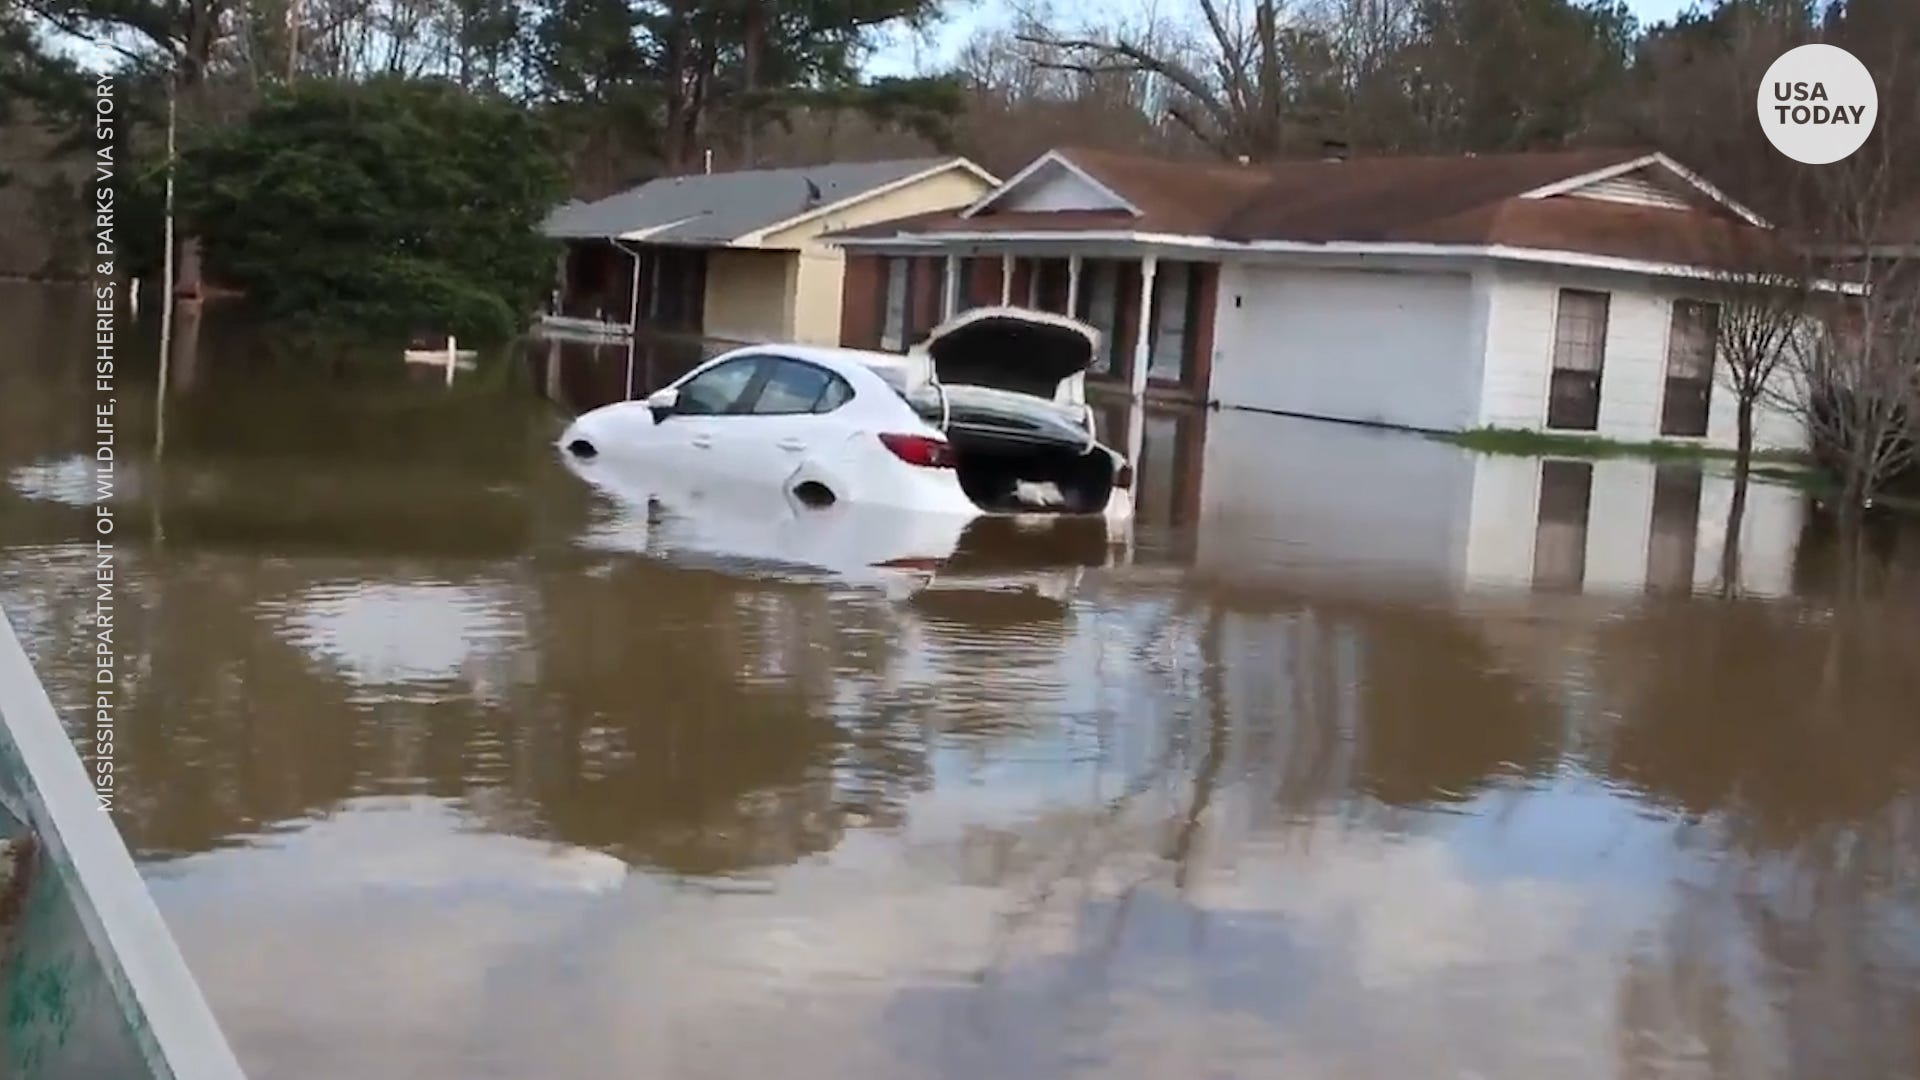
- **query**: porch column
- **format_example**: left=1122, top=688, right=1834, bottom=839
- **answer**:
left=624, top=247, right=642, bottom=336
left=1066, top=254, right=1083, bottom=315
left=1130, top=254, right=1158, bottom=399
left=621, top=240, right=643, bottom=400
left=942, top=253, right=960, bottom=319
left=1000, top=253, right=1014, bottom=305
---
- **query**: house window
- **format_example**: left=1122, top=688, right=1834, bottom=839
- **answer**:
left=1076, top=259, right=1125, bottom=375
left=873, top=257, right=947, bottom=349
left=1548, top=289, right=1609, bottom=431
left=880, top=258, right=909, bottom=350
left=1661, top=300, right=1718, bottom=437
left=1033, top=259, right=1072, bottom=314
left=649, top=248, right=707, bottom=332
left=1148, top=261, right=1198, bottom=384
left=957, top=256, right=1001, bottom=311
left=909, top=257, right=945, bottom=342
left=1532, top=460, right=1593, bottom=591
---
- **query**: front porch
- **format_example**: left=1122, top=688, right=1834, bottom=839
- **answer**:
left=546, top=239, right=714, bottom=339
left=839, top=248, right=1218, bottom=403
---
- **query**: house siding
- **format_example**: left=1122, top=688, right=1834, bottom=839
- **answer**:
left=1476, top=265, right=1805, bottom=451
left=702, top=249, right=795, bottom=343
left=764, top=165, right=994, bottom=345
left=788, top=249, right=843, bottom=344
left=1210, top=264, right=1480, bottom=431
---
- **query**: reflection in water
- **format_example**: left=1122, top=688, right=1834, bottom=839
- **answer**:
left=1533, top=459, right=1593, bottom=592
left=529, top=331, right=727, bottom=416
left=1647, top=465, right=1703, bottom=593
left=1194, top=410, right=1810, bottom=599
left=5, top=283, right=1920, bottom=1078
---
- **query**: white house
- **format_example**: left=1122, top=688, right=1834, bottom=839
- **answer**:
left=832, top=145, right=1805, bottom=452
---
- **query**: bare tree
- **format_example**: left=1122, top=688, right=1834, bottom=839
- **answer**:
left=1769, top=53, right=1920, bottom=527
left=1783, top=269, right=1920, bottom=517
left=1710, top=243, right=1815, bottom=490
left=1695, top=235, right=1814, bottom=596
left=1018, top=0, right=1301, bottom=162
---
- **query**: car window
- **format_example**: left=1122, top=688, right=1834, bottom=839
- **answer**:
left=675, top=358, right=761, bottom=416
left=750, top=359, right=853, bottom=416
left=814, top=376, right=854, bottom=414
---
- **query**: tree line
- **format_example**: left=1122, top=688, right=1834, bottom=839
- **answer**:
left=4, top=0, right=1913, bottom=206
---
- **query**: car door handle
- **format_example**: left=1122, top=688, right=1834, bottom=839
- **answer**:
left=777, top=438, right=806, bottom=452
left=691, top=434, right=713, bottom=449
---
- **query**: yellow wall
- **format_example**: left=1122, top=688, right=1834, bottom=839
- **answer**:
left=789, top=250, right=847, bottom=345
left=702, top=249, right=795, bottom=343
left=760, top=165, right=994, bottom=346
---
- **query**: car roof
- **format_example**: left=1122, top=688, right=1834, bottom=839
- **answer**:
left=715, top=342, right=929, bottom=392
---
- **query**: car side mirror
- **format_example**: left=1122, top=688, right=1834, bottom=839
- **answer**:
left=646, top=387, right=679, bottom=422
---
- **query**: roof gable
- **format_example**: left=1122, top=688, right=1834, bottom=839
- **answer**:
left=1554, top=166, right=1699, bottom=212
left=960, top=150, right=1141, bottom=218
left=1516, top=152, right=1769, bottom=227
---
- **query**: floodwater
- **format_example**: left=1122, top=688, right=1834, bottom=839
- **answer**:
left=5, top=280, right=1920, bottom=1079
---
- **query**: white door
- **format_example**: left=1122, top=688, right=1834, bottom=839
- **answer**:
left=722, top=357, right=858, bottom=491
left=1219, top=267, right=1477, bottom=430
left=659, top=356, right=764, bottom=490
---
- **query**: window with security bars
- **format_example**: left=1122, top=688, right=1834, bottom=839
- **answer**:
left=1548, top=289, right=1609, bottom=431
left=880, top=258, right=909, bottom=350
left=1661, top=300, right=1719, bottom=437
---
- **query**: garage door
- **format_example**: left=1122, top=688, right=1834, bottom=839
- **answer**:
left=1215, top=268, right=1478, bottom=432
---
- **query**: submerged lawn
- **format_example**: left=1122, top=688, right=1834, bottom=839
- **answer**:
left=1439, top=428, right=1920, bottom=513
left=1439, top=426, right=1809, bottom=464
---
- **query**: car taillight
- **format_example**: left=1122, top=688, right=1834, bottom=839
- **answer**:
left=877, top=433, right=954, bottom=468
left=1114, top=463, right=1134, bottom=488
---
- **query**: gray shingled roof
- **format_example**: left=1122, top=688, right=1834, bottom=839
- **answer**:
left=542, top=158, right=956, bottom=244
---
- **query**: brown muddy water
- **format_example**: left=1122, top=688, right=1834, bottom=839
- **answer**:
left=5, top=281, right=1920, bottom=1079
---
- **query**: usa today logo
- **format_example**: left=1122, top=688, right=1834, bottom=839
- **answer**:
left=1758, top=44, right=1878, bottom=165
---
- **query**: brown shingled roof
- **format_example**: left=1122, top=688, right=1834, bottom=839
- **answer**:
left=1049, top=146, right=1275, bottom=234
left=833, top=145, right=1784, bottom=267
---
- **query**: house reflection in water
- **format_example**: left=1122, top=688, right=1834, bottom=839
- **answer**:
left=1091, top=397, right=1208, bottom=532
left=528, top=331, right=729, bottom=414
left=1191, top=409, right=1804, bottom=598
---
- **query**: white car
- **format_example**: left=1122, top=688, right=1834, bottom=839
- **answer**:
left=557, top=307, right=1136, bottom=531
left=561, top=448, right=1120, bottom=600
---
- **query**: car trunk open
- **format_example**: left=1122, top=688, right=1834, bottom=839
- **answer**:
left=922, top=306, right=1094, bottom=401
left=912, top=307, right=1119, bottom=515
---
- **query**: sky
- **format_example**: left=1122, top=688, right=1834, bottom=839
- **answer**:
left=868, top=0, right=1704, bottom=78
